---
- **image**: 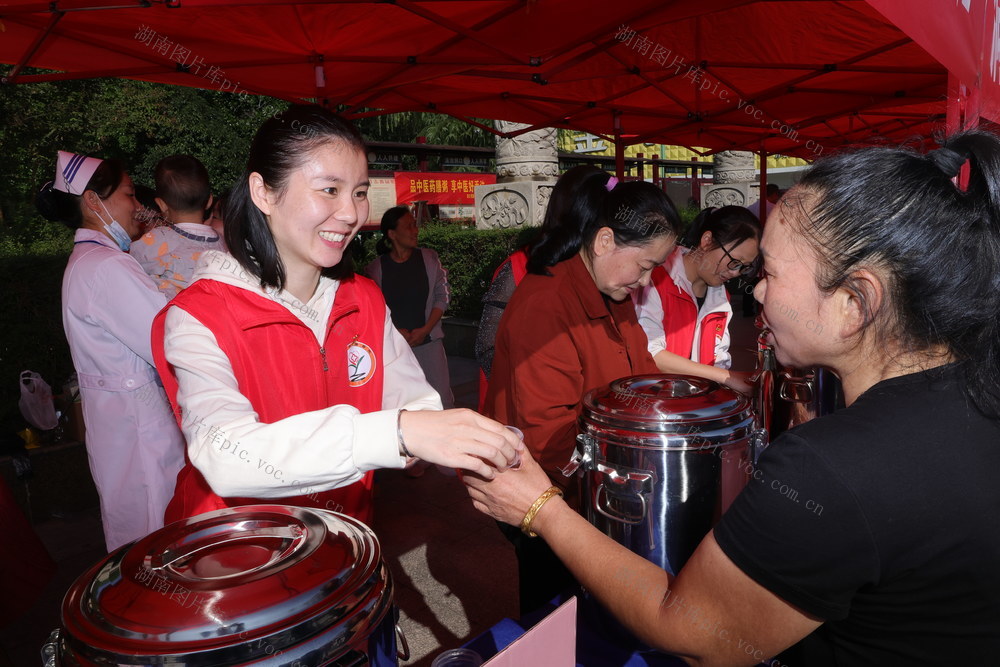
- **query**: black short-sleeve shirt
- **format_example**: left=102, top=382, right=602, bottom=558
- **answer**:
left=714, top=364, right=1000, bottom=665
left=379, top=251, right=428, bottom=332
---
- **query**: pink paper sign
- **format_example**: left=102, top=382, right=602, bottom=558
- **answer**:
left=484, top=596, right=577, bottom=666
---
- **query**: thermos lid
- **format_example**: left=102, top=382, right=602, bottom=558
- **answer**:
left=60, top=505, right=389, bottom=665
left=582, top=374, right=753, bottom=435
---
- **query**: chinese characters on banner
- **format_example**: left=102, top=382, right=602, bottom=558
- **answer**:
left=394, top=172, right=496, bottom=206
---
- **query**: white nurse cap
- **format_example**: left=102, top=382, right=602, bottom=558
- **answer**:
left=53, top=150, right=103, bottom=195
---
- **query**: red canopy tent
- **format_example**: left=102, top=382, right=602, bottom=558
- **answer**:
left=2, top=0, right=998, bottom=160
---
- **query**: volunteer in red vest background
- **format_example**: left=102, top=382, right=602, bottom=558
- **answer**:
left=152, top=105, right=520, bottom=526
left=635, top=205, right=761, bottom=394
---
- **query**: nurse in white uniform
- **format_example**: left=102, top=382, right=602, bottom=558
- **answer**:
left=36, top=151, right=185, bottom=551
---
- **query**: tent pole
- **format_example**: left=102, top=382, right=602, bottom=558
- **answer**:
left=613, top=112, right=624, bottom=180
left=759, top=145, right=768, bottom=222
left=314, top=55, right=329, bottom=108
left=5, top=12, right=63, bottom=82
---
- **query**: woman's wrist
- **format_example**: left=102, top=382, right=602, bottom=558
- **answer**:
left=397, top=409, right=414, bottom=457
left=520, top=485, right=565, bottom=537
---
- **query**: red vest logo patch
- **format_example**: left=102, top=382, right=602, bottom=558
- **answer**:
left=347, top=340, right=376, bottom=387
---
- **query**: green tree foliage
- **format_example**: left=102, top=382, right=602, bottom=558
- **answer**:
left=352, top=111, right=495, bottom=147
left=0, top=67, right=284, bottom=230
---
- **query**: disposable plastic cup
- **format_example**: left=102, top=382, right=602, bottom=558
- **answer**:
left=505, top=425, right=523, bottom=470
left=431, top=648, right=483, bottom=667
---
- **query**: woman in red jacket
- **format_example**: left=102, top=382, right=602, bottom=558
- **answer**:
left=474, top=165, right=606, bottom=409
left=485, top=176, right=683, bottom=614
left=152, top=105, right=520, bottom=526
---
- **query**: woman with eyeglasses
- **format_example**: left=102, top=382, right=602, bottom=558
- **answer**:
left=635, top=205, right=761, bottom=394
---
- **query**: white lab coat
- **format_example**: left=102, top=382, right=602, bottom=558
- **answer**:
left=62, top=229, right=185, bottom=551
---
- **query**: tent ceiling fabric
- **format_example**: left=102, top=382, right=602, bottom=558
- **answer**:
left=0, top=0, right=982, bottom=158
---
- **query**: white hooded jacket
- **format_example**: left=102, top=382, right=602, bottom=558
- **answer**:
left=161, top=251, right=441, bottom=499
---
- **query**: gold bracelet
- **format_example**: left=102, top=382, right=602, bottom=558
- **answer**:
left=519, top=486, right=564, bottom=538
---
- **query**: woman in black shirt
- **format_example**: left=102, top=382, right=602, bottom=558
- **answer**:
left=465, top=130, right=1000, bottom=665
left=366, top=206, right=454, bottom=410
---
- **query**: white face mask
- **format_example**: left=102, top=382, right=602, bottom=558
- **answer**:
left=96, top=199, right=132, bottom=251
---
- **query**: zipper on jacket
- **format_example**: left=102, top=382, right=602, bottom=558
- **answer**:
left=319, top=346, right=328, bottom=372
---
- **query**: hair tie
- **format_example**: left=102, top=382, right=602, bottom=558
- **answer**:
left=605, top=176, right=619, bottom=191
left=929, top=146, right=968, bottom=179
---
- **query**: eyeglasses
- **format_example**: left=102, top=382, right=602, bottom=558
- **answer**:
left=715, top=237, right=758, bottom=276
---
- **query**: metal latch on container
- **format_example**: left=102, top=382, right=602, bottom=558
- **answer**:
left=41, top=629, right=59, bottom=667
left=749, top=427, right=769, bottom=465
left=560, top=433, right=597, bottom=477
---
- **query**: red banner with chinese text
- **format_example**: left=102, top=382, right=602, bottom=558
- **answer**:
left=394, top=172, right=496, bottom=205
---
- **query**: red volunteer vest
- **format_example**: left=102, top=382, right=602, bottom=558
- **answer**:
left=650, top=265, right=729, bottom=366
left=151, top=275, right=386, bottom=526
left=478, top=249, right=530, bottom=411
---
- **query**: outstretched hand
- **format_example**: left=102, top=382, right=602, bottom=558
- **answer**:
left=463, top=447, right=554, bottom=527
left=399, top=408, right=523, bottom=479
left=723, top=370, right=757, bottom=395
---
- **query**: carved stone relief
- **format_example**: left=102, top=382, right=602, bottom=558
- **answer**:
left=712, top=150, right=756, bottom=185
left=495, top=120, right=559, bottom=184
left=535, top=185, right=554, bottom=225
left=704, top=187, right=748, bottom=208
left=480, top=189, right=529, bottom=228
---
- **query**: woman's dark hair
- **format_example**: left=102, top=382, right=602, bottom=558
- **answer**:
left=526, top=165, right=608, bottom=275
left=210, top=189, right=229, bottom=222
left=376, top=205, right=411, bottom=255
left=792, top=129, right=1000, bottom=417
left=681, top=205, right=762, bottom=251
left=579, top=180, right=682, bottom=255
left=35, top=158, right=127, bottom=228
left=226, top=104, right=367, bottom=289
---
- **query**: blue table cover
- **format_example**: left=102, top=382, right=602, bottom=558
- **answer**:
left=463, top=593, right=688, bottom=666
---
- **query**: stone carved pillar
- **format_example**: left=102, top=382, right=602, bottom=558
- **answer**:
left=701, top=150, right=757, bottom=209
left=476, top=121, right=559, bottom=229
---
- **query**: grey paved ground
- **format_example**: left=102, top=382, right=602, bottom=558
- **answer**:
left=0, top=312, right=759, bottom=666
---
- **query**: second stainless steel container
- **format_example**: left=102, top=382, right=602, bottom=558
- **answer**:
left=45, top=504, right=405, bottom=666
left=568, top=374, right=760, bottom=575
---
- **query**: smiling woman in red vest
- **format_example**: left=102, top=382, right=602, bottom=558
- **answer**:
left=635, top=205, right=761, bottom=394
left=151, top=105, right=520, bottom=526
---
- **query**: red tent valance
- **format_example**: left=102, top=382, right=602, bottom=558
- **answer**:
left=2, top=1, right=996, bottom=157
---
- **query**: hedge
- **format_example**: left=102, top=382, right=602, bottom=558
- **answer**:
left=0, top=221, right=75, bottom=431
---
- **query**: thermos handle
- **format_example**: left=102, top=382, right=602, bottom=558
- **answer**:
left=396, top=623, right=410, bottom=661
left=150, top=524, right=306, bottom=576
left=592, top=463, right=654, bottom=525
left=779, top=371, right=815, bottom=403
left=595, top=483, right=649, bottom=525
left=41, top=629, right=60, bottom=667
